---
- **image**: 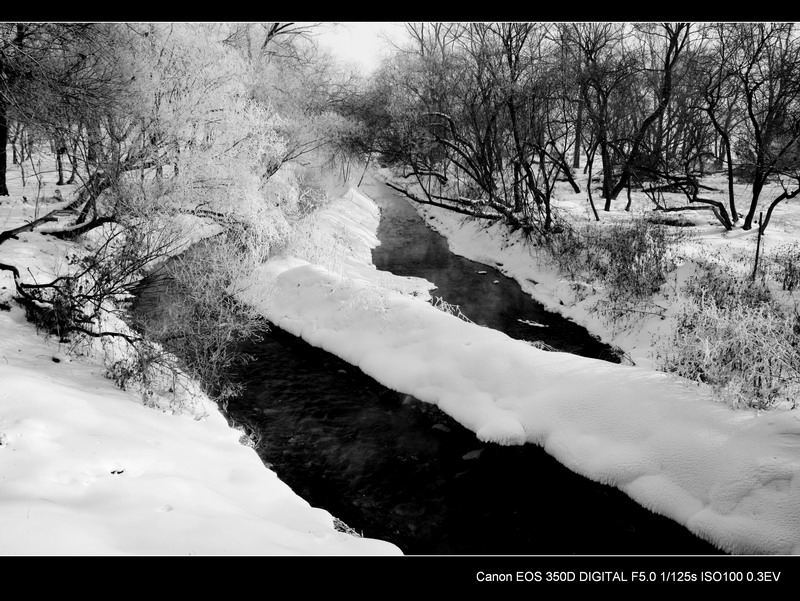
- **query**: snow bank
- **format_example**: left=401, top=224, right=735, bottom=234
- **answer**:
left=0, top=304, right=400, bottom=555
left=243, top=186, right=800, bottom=555
left=0, top=187, right=400, bottom=555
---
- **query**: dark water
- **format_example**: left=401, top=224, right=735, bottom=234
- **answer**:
left=361, top=177, right=616, bottom=359
left=221, top=177, right=722, bottom=556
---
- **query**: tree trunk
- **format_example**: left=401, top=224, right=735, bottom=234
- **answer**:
left=585, top=140, right=600, bottom=221
left=572, top=98, right=583, bottom=170
left=707, top=106, right=738, bottom=223
left=56, top=147, right=66, bottom=186
left=559, top=160, right=582, bottom=194
left=752, top=213, right=763, bottom=281
left=544, top=196, right=552, bottom=230
left=743, top=172, right=767, bottom=230
left=87, top=120, right=103, bottom=173
left=513, top=162, right=523, bottom=213
left=67, top=141, right=79, bottom=184
left=714, top=133, right=723, bottom=169
left=0, top=100, right=9, bottom=196
left=625, top=180, right=633, bottom=211
left=586, top=176, right=600, bottom=221
left=11, top=122, right=20, bottom=165
left=724, top=138, right=736, bottom=223
left=600, top=139, right=614, bottom=211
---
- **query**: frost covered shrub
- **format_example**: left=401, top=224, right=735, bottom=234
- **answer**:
left=532, top=219, right=592, bottom=281
left=105, top=339, right=179, bottom=408
left=768, top=242, right=800, bottom=292
left=333, top=517, right=363, bottom=537
left=541, top=216, right=686, bottom=320
left=587, top=217, right=684, bottom=304
left=267, top=163, right=334, bottom=222
left=229, top=415, right=264, bottom=450
left=296, top=174, right=331, bottom=218
left=686, top=263, right=773, bottom=307
left=289, top=212, right=348, bottom=278
left=102, top=337, right=210, bottom=417
left=23, top=282, right=79, bottom=342
left=431, top=296, right=474, bottom=323
left=657, top=265, right=800, bottom=410
left=133, top=236, right=268, bottom=408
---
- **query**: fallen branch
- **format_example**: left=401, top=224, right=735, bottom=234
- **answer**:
left=46, top=216, right=117, bottom=240
left=385, top=182, right=499, bottom=221
left=0, top=215, right=59, bottom=245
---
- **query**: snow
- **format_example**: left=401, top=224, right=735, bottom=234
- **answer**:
left=4, top=161, right=800, bottom=556
left=0, top=181, right=401, bottom=555
left=240, top=182, right=800, bottom=556
left=394, top=172, right=800, bottom=375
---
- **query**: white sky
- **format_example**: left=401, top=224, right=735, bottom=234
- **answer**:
left=315, top=22, right=407, bottom=74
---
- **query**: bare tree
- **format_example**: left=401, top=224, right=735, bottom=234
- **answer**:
left=694, top=23, right=747, bottom=223
left=358, top=23, right=583, bottom=232
left=566, top=23, right=638, bottom=209
left=727, top=23, right=800, bottom=230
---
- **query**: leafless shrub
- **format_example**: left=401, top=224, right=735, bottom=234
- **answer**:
left=538, top=216, right=688, bottom=322
left=132, top=235, right=269, bottom=409
left=767, top=242, right=800, bottom=292
left=657, top=264, right=800, bottom=410
left=431, top=296, right=473, bottom=323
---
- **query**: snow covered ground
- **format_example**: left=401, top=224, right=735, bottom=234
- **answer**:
left=4, top=159, right=800, bottom=556
left=0, top=178, right=401, bottom=555
left=386, top=171, right=800, bottom=376
left=243, top=179, right=800, bottom=555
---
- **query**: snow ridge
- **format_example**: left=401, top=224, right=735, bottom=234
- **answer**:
left=242, top=186, right=800, bottom=555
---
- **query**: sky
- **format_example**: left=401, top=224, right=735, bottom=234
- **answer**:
left=315, top=22, right=407, bottom=74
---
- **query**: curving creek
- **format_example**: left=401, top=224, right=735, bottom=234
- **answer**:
left=138, top=177, right=721, bottom=555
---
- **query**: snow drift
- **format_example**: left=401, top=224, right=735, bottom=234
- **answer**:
left=241, top=186, right=800, bottom=555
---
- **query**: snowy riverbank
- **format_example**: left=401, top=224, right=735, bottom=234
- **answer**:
left=0, top=184, right=401, bottom=555
left=3, top=171, right=800, bottom=555
left=243, top=182, right=800, bottom=555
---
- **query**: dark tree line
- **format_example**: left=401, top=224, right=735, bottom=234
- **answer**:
left=342, top=22, right=800, bottom=236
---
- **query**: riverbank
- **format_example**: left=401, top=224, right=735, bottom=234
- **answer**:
left=0, top=176, right=401, bottom=555
left=375, top=168, right=800, bottom=381
left=244, top=179, right=800, bottom=555
left=3, top=169, right=799, bottom=555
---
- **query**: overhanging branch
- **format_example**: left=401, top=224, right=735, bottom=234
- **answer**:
left=385, top=182, right=499, bottom=221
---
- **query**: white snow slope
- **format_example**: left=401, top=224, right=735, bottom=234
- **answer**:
left=242, top=186, right=800, bottom=556
left=0, top=190, right=400, bottom=556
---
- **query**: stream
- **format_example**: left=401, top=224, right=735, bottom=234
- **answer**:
left=218, top=177, right=722, bottom=555
left=363, top=176, right=617, bottom=358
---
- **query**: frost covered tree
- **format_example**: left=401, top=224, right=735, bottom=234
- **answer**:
left=239, top=23, right=365, bottom=183
left=0, top=24, right=100, bottom=195
left=1, top=23, right=296, bottom=404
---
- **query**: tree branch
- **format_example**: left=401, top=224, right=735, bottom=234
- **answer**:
left=385, top=181, right=499, bottom=221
